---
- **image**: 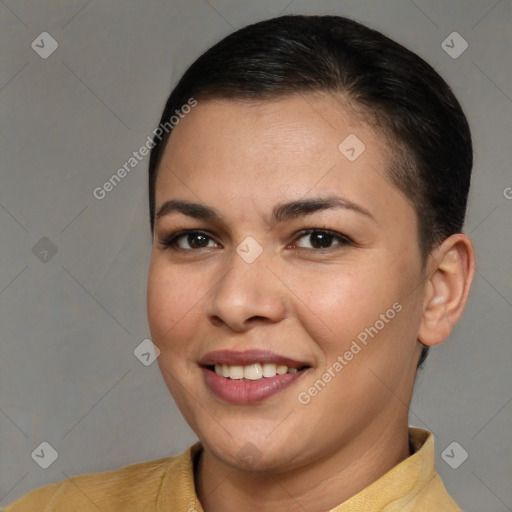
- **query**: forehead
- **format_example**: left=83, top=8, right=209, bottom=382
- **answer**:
left=165, top=93, right=388, bottom=156
left=156, top=94, right=407, bottom=221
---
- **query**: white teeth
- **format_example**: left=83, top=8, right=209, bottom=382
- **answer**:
left=262, top=363, right=277, bottom=377
left=244, top=363, right=262, bottom=380
left=228, top=365, right=244, bottom=380
left=213, top=363, right=301, bottom=379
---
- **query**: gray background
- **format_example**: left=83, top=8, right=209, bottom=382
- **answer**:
left=0, top=1, right=511, bottom=510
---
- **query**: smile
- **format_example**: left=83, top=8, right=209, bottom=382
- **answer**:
left=199, top=350, right=311, bottom=404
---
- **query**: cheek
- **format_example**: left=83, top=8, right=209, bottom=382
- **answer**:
left=147, top=257, right=204, bottom=353
left=287, top=262, right=395, bottom=351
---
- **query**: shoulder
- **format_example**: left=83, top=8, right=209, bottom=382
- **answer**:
left=4, top=456, right=179, bottom=512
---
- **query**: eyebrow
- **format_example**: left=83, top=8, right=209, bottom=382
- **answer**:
left=155, top=195, right=376, bottom=225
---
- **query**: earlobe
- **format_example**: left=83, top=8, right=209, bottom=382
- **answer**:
left=417, top=234, right=475, bottom=347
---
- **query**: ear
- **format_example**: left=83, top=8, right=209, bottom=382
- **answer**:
left=417, top=234, right=475, bottom=347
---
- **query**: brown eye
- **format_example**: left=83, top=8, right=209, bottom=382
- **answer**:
left=182, top=233, right=210, bottom=249
left=293, top=230, right=352, bottom=250
left=160, top=230, right=219, bottom=251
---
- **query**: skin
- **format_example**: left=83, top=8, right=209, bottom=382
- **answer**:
left=147, top=93, right=475, bottom=512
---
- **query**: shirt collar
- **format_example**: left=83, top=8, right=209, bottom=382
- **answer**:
left=328, top=428, right=437, bottom=511
left=157, top=427, right=440, bottom=512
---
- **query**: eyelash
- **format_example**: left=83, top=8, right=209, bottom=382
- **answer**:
left=159, top=229, right=354, bottom=253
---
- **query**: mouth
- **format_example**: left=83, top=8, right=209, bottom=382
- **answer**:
left=206, top=362, right=308, bottom=380
left=199, top=350, right=311, bottom=404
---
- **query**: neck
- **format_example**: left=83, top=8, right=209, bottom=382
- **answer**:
left=195, top=418, right=411, bottom=512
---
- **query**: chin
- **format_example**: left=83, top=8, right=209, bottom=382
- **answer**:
left=196, top=423, right=309, bottom=474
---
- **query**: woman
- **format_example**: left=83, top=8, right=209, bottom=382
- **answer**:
left=6, top=14, right=474, bottom=512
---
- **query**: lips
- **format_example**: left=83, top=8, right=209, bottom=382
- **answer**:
left=199, top=350, right=311, bottom=404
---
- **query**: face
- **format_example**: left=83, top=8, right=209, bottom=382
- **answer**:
left=147, top=93, right=427, bottom=472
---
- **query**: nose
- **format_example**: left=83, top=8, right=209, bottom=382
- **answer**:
left=205, top=249, right=288, bottom=332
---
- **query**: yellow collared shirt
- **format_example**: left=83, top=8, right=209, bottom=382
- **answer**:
left=5, top=428, right=461, bottom=512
